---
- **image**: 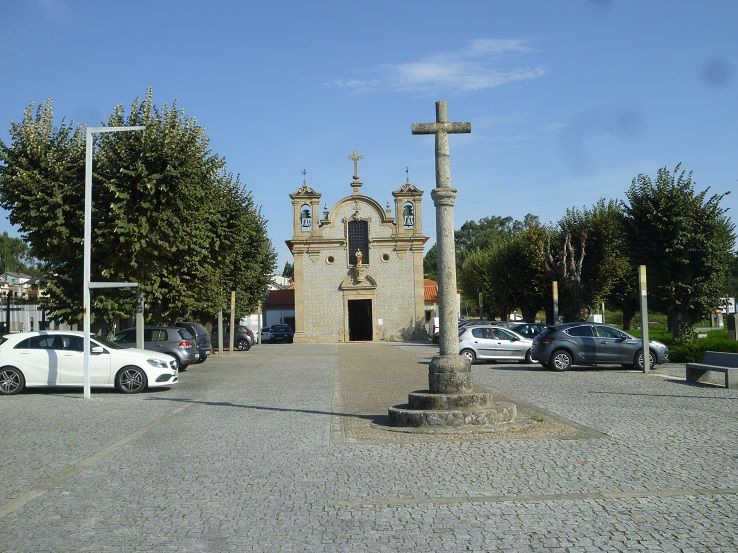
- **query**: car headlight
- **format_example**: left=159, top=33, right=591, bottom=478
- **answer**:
left=147, top=358, right=169, bottom=369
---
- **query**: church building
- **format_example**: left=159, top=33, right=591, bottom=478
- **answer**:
left=287, top=152, right=428, bottom=343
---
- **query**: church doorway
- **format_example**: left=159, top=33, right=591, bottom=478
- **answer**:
left=347, top=299, right=373, bottom=341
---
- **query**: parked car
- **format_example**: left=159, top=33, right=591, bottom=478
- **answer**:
left=531, top=322, right=669, bottom=371
left=113, top=326, right=198, bottom=370
left=432, top=318, right=473, bottom=343
left=263, top=324, right=294, bottom=343
left=211, top=325, right=253, bottom=351
left=458, top=325, right=534, bottom=364
left=508, top=322, right=548, bottom=339
left=175, top=321, right=212, bottom=364
left=0, top=331, right=178, bottom=395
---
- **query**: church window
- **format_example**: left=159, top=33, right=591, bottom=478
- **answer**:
left=348, top=220, right=369, bottom=265
left=300, top=204, right=312, bottom=231
left=326, top=256, right=335, bottom=264
left=403, top=202, right=415, bottom=229
left=382, top=253, right=390, bottom=262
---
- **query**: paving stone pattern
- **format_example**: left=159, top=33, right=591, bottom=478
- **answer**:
left=1, top=343, right=737, bottom=552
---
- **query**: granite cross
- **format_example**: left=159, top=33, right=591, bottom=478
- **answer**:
left=411, top=101, right=470, bottom=190
left=412, top=101, right=471, bottom=385
left=348, top=150, right=363, bottom=180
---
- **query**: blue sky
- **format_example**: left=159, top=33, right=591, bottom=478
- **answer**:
left=1, top=0, right=736, bottom=270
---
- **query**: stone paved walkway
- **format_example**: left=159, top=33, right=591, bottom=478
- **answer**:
left=1, top=342, right=737, bottom=552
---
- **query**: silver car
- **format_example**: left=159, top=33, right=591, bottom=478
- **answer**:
left=458, top=325, right=534, bottom=364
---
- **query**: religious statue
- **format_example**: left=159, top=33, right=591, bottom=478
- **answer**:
left=354, top=249, right=363, bottom=266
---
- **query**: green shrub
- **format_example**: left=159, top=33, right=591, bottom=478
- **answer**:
left=668, top=332, right=738, bottom=362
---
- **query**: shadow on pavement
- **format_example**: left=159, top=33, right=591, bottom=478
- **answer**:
left=146, top=395, right=381, bottom=421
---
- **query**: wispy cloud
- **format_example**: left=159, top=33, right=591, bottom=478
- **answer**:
left=330, top=39, right=547, bottom=95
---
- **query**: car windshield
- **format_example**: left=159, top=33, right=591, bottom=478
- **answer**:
left=92, top=334, right=125, bottom=350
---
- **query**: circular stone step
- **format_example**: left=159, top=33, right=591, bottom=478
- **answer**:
left=388, top=401, right=517, bottom=428
left=407, top=390, right=493, bottom=410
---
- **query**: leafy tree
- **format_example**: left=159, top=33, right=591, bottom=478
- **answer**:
left=546, top=200, right=630, bottom=321
left=0, top=232, right=44, bottom=276
left=721, top=250, right=738, bottom=299
left=622, top=164, right=735, bottom=336
left=423, top=244, right=437, bottom=280
left=455, top=214, right=539, bottom=269
left=489, top=224, right=549, bottom=322
left=0, top=91, right=276, bottom=331
left=458, top=220, right=549, bottom=321
left=282, top=262, right=294, bottom=279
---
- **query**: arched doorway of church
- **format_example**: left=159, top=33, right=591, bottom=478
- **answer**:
left=347, top=299, right=373, bottom=341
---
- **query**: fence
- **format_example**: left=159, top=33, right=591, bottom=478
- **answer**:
left=0, top=304, right=75, bottom=333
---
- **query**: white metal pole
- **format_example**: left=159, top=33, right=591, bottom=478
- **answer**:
left=83, top=129, right=93, bottom=399
left=82, top=126, right=144, bottom=399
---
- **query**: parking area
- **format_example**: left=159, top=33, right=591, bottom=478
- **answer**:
left=1, top=342, right=737, bottom=552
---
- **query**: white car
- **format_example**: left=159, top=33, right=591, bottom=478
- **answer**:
left=260, top=327, right=272, bottom=342
left=0, top=331, right=178, bottom=395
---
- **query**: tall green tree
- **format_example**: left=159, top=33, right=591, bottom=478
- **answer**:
left=546, top=200, right=630, bottom=321
left=489, top=224, right=549, bottom=322
left=459, top=218, right=549, bottom=321
left=0, top=232, right=43, bottom=276
left=0, top=91, right=276, bottom=330
left=281, top=261, right=294, bottom=279
left=622, top=164, right=735, bottom=335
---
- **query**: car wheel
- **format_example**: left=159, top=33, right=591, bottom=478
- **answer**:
left=551, top=350, right=572, bottom=371
left=635, top=350, right=655, bottom=370
left=460, top=349, right=476, bottom=364
left=115, top=366, right=147, bottom=394
left=523, top=349, right=533, bottom=364
left=236, top=339, right=251, bottom=351
left=0, top=366, right=25, bottom=395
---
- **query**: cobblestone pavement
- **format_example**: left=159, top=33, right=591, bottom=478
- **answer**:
left=1, top=342, right=737, bottom=552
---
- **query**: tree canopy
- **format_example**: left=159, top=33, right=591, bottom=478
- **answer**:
left=622, top=164, right=735, bottom=335
left=425, top=164, right=734, bottom=333
left=0, top=231, right=43, bottom=276
left=0, top=91, right=276, bottom=331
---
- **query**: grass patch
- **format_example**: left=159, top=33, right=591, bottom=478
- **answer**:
left=610, top=314, right=738, bottom=362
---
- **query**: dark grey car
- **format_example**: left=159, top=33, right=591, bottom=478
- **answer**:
left=508, top=322, right=548, bottom=339
left=175, top=321, right=212, bottom=364
left=113, top=326, right=199, bottom=370
left=210, top=325, right=252, bottom=351
left=530, top=322, right=669, bottom=371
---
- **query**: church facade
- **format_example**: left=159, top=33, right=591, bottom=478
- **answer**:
left=287, top=155, right=428, bottom=343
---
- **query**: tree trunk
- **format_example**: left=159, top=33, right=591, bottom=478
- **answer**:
left=622, top=306, right=636, bottom=330
left=667, top=311, right=683, bottom=337
left=521, top=305, right=538, bottom=323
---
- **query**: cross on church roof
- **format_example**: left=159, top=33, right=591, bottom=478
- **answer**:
left=348, top=150, right=363, bottom=181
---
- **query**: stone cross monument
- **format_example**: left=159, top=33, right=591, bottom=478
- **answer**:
left=388, top=100, right=519, bottom=430
left=411, top=101, right=470, bottom=365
